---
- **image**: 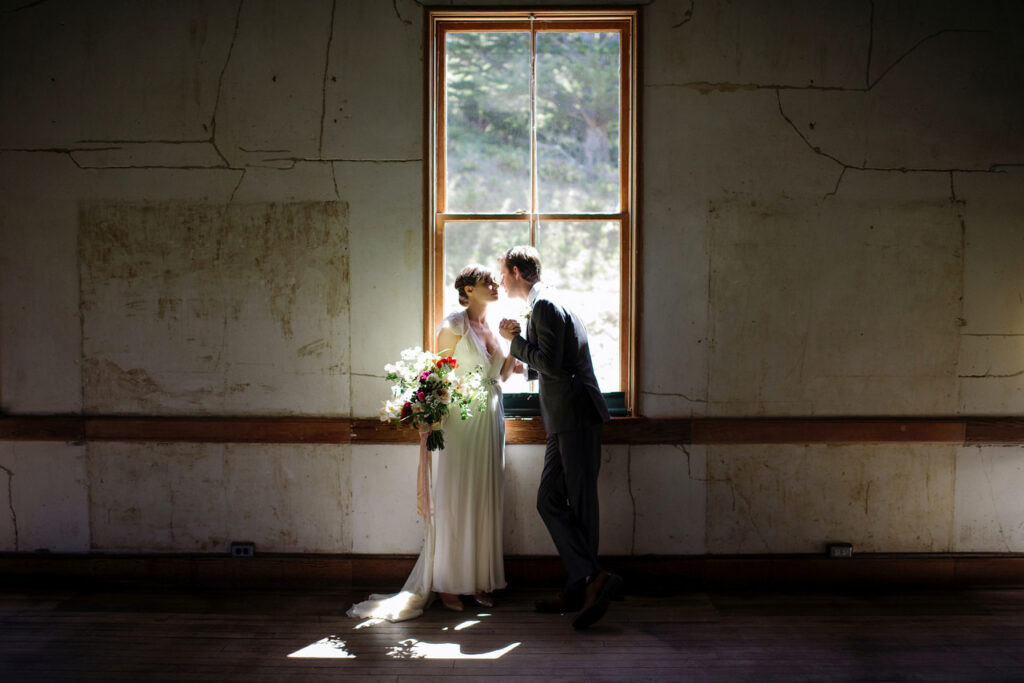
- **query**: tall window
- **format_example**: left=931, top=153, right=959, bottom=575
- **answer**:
left=427, top=10, right=637, bottom=414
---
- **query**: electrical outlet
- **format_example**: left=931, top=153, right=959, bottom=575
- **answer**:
left=827, top=542, right=853, bottom=558
left=230, top=541, right=254, bottom=557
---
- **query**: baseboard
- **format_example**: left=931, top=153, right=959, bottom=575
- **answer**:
left=2, top=553, right=1023, bottom=590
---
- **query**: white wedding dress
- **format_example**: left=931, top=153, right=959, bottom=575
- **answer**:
left=347, top=310, right=507, bottom=622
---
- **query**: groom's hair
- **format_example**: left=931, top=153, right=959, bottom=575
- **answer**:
left=501, top=245, right=542, bottom=283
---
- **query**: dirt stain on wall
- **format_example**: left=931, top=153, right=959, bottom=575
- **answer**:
left=79, top=202, right=350, bottom=414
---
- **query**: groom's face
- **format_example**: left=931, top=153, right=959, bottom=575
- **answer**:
left=499, top=260, right=521, bottom=299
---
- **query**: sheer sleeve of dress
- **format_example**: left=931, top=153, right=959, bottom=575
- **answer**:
left=436, top=310, right=468, bottom=338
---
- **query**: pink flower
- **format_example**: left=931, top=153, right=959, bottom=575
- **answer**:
left=416, top=391, right=426, bottom=401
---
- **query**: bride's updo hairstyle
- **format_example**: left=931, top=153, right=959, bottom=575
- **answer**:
left=454, top=264, right=495, bottom=307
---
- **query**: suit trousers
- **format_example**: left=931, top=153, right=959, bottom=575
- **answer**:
left=537, top=420, right=603, bottom=592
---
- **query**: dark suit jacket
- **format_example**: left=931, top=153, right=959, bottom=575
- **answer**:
left=510, top=286, right=610, bottom=434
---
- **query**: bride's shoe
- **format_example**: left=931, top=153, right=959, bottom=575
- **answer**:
left=473, top=591, right=494, bottom=608
left=440, top=592, right=463, bottom=612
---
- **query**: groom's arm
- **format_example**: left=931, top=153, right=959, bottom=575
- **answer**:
left=510, top=300, right=569, bottom=380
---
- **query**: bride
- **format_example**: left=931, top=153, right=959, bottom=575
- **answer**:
left=348, top=264, right=519, bottom=621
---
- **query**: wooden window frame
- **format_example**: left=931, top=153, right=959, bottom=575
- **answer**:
left=425, top=9, right=639, bottom=415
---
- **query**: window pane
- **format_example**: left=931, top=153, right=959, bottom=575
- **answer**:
left=443, top=220, right=530, bottom=317
left=444, top=220, right=533, bottom=394
left=536, top=221, right=621, bottom=392
left=445, top=32, right=531, bottom=213
left=535, top=32, right=621, bottom=213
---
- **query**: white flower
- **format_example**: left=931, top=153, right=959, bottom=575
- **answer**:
left=379, top=398, right=403, bottom=421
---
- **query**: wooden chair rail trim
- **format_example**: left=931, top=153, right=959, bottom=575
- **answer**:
left=2, top=552, right=1023, bottom=588
left=1, top=415, right=1022, bottom=445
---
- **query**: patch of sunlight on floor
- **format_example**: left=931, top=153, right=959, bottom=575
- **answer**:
left=354, top=618, right=385, bottom=629
left=287, top=635, right=356, bottom=659
left=386, top=639, right=521, bottom=660
left=293, top=611, right=518, bottom=660
left=443, top=613, right=491, bottom=631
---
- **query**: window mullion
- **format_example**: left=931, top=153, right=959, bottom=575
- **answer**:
left=529, top=15, right=537, bottom=246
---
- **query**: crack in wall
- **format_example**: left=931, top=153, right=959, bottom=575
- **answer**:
left=774, top=88, right=1013, bottom=198
left=5, top=0, right=49, bottom=13
left=868, top=28, right=990, bottom=91
left=392, top=0, right=413, bottom=26
left=0, top=465, right=18, bottom=552
left=210, top=0, right=245, bottom=168
left=4, top=0, right=244, bottom=173
left=960, top=369, right=1024, bottom=380
left=730, top=483, right=770, bottom=552
left=650, top=81, right=860, bottom=93
left=649, top=10, right=1006, bottom=199
left=264, top=156, right=422, bottom=165
left=350, top=372, right=384, bottom=380
left=641, top=390, right=707, bottom=403
left=678, top=443, right=769, bottom=552
left=0, top=147, right=88, bottom=170
left=72, top=163, right=230, bottom=171
left=0, top=143, right=243, bottom=172
left=672, top=0, right=694, bottom=29
left=656, top=21, right=990, bottom=95
left=825, top=166, right=846, bottom=198
left=673, top=444, right=740, bottom=553
left=962, top=333, right=1024, bottom=338
left=75, top=138, right=211, bottom=144
left=319, top=0, right=337, bottom=158
left=864, top=0, right=874, bottom=88
left=228, top=168, right=247, bottom=202
left=674, top=444, right=730, bottom=485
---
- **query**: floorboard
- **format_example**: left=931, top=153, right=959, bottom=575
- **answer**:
left=2, top=584, right=1024, bottom=681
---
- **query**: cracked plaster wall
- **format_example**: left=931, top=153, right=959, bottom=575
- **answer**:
left=2, top=0, right=1024, bottom=556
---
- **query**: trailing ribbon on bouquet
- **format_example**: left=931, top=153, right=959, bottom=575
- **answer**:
left=416, top=426, right=433, bottom=518
left=378, top=347, right=485, bottom=518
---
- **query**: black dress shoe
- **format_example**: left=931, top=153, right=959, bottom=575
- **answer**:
left=534, top=590, right=583, bottom=614
left=572, top=571, right=623, bottom=629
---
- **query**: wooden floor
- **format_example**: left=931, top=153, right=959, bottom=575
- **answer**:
left=3, top=582, right=1024, bottom=681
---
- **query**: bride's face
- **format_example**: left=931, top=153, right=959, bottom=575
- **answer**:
left=466, top=275, right=499, bottom=304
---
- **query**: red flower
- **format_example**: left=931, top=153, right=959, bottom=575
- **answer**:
left=401, top=401, right=412, bottom=418
left=436, top=356, right=458, bottom=369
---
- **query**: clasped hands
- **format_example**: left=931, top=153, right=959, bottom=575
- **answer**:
left=498, top=319, right=526, bottom=375
left=498, top=318, right=521, bottom=341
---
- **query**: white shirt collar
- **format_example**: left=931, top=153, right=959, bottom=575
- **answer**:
left=526, top=282, right=544, bottom=309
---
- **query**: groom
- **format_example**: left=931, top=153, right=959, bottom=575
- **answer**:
left=497, top=245, right=620, bottom=630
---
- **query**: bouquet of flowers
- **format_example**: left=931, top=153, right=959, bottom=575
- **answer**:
left=380, top=347, right=484, bottom=451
